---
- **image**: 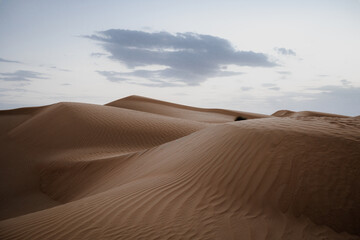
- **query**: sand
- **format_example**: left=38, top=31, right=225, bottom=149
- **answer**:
left=0, top=95, right=359, bottom=240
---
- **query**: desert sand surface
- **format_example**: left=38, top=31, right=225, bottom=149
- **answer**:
left=0, top=95, right=359, bottom=240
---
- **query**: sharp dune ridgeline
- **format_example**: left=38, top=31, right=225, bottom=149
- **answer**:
left=0, top=95, right=359, bottom=240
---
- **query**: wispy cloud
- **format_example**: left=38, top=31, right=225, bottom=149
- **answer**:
left=0, top=70, right=47, bottom=82
left=275, top=47, right=296, bottom=56
left=340, top=79, right=351, bottom=86
left=39, top=64, right=71, bottom=72
left=268, top=87, right=280, bottom=91
left=241, top=86, right=253, bottom=91
left=49, top=66, right=71, bottom=72
left=277, top=71, right=291, bottom=75
left=87, top=29, right=276, bottom=86
left=97, top=70, right=180, bottom=87
left=262, top=83, right=280, bottom=91
left=0, top=57, right=22, bottom=64
left=91, top=52, right=107, bottom=58
left=262, top=83, right=277, bottom=87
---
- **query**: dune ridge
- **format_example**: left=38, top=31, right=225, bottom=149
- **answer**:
left=272, top=109, right=349, bottom=118
left=107, top=95, right=269, bottom=122
left=0, top=96, right=359, bottom=239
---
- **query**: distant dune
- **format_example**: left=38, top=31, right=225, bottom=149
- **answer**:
left=0, top=96, right=359, bottom=240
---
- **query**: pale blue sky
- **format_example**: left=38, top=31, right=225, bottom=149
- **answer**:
left=0, top=0, right=359, bottom=115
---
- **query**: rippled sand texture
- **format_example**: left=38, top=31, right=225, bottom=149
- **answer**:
left=0, top=95, right=359, bottom=240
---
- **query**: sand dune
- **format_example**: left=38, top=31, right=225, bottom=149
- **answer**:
left=0, top=96, right=359, bottom=239
left=272, top=109, right=349, bottom=118
left=0, top=101, right=205, bottom=220
left=107, top=95, right=269, bottom=122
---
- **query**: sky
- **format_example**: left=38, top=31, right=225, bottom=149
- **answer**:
left=0, top=0, right=359, bottom=116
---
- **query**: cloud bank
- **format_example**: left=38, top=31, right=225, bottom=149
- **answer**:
left=87, top=29, right=276, bottom=86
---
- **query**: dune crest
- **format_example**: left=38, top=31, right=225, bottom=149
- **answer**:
left=107, top=95, right=269, bottom=122
left=272, top=109, right=349, bottom=118
left=1, top=96, right=359, bottom=239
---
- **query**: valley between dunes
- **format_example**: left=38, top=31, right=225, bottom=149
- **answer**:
left=0, top=95, right=359, bottom=240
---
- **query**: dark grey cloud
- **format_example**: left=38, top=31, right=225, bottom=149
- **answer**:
left=87, top=29, right=276, bottom=86
left=0, top=57, right=22, bottom=64
left=0, top=70, right=47, bottom=82
left=275, top=48, right=296, bottom=56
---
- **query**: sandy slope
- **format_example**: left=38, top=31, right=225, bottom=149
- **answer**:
left=107, top=95, right=269, bottom=122
left=0, top=96, right=359, bottom=240
left=0, top=102, right=205, bottom=220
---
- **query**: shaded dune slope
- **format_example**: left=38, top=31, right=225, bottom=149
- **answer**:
left=0, top=106, right=46, bottom=136
left=0, top=97, right=359, bottom=240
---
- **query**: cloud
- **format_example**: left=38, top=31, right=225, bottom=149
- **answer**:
left=0, top=87, right=27, bottom=93
left=277, top=71, right=291, bottom=75
left=268, top=87, right=280, bottom=91
left=49, top=66, right=71, bottom=72
left=0, top=57, right=22, bottom=64
left=241, top=86, right=253, bottom=91
left=340, top=79, right=351, bottom=86
left=97, top=70, right=179, bottom=87
left=275, top=48, right=296, bottom=56
left=87, top=29, right=276, bottom=86
left=262, top=83, right=280, bottom=91
left=0, top=70, right=47, bottom=82
left=262, top=83, right=277, bottom=87
left=91, top=52, right=107, bottom=58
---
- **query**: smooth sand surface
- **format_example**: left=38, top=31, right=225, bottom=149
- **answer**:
left=0, top=96, right=359, bottom=239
